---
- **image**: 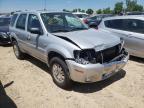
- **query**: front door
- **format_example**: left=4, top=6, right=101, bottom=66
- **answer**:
left=26, top=14, right=46, bottom=62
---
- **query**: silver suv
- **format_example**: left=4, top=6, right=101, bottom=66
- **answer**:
left=10, top=11, right=129, bottom=89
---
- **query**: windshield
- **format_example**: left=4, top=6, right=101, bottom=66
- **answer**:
left=0, top=18, right=10, bottom=26
left=41, top=13, right=88, bottom=33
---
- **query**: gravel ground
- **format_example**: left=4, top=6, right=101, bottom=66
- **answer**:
left=0, top=46, right=144, bottom=108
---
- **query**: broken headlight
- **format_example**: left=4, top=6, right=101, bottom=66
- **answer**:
left=73, top=49, right=96, bottom=65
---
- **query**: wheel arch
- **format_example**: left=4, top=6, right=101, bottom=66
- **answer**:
left=48, top=51, right=66, bottom=63
left=46, top=45, right=74, bottom=65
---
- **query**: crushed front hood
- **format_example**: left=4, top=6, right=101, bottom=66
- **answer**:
left=53, top=29, right=120, bottom=50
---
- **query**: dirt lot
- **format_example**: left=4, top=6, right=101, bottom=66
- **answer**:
left=0, top=46, right=144, bottom=108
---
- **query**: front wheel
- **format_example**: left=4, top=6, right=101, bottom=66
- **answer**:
left=50, top=57, right=73, bottom=89
left=13, top=40, right=25, bottom=60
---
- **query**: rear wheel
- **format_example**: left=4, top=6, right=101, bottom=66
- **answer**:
left=13, top=40, right=25, bottom=60
left=50, top=57, right=72, bottom=89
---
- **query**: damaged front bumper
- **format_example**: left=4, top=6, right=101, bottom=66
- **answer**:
left=66, top=50, right=129, bottom=83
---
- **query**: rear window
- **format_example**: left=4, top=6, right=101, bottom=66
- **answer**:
left=0, top=18, right=11, bottom=26
left=16, top=14, right=27, bottom=30
left=10, top=14, right=18, bottom=26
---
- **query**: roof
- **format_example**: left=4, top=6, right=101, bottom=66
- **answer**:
left=13, top=10, right=70, bottom=14
left=89, top=14, right=113, bottom=18
left=103, top=15, right=144, bottom=21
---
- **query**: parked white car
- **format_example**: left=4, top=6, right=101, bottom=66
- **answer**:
left=99, top=15, right=144, bottom=58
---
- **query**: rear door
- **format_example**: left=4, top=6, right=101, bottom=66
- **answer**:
left=15, top=14, right=28, bottom=51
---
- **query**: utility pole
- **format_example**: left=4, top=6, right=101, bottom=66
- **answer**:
left=123, top=0, right=127, bottom=15
left=44, top=0, right=46, bottom=11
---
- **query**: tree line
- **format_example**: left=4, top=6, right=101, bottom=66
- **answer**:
left=63, top=0, right=144, bottom=15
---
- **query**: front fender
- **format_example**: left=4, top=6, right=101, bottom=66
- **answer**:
left=46, top=44, right=74, bottom=59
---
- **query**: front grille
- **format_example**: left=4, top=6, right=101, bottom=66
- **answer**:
left=96, top=44, right=121, bottom=63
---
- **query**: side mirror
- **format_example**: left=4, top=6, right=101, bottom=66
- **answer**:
left=89, top=22, right=98, bottom=29
left=29, top=27, right=42, bottom=35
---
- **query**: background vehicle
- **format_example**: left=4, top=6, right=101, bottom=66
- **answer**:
left=99, top=15, right=144, bottom=58
left=0, top=17, right=11, bottom=45
left=73, top=12, right=89, bottom=20
left=126, top=12, right=144, bottom=15
left=83, top=14, right=113, bottom=28
left=10, top=11, right=128, bottom=89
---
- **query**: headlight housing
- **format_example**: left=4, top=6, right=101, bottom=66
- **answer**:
left=73, top=49, right=96, bottom=65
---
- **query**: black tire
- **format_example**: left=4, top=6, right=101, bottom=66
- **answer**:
left=50, top=57, right=73, bottom=89
left=12, top=40, right=25, bottom=60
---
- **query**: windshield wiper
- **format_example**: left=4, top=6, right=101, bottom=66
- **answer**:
left=70, top=27, right=88, bottom=31
left=51, top=28, right=88, bottom=33
left=52, top=29, right=70, bottom=33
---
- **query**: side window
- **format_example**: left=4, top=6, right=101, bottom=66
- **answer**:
left=104, top=19, right=124, bottom=30
left=27, top=14, right=42, bottom=32
left=124, top=19, right=144, bottom=34
left=16, top=14, right=27, bottom=30
left=10, top=14, right=18, bottom=26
